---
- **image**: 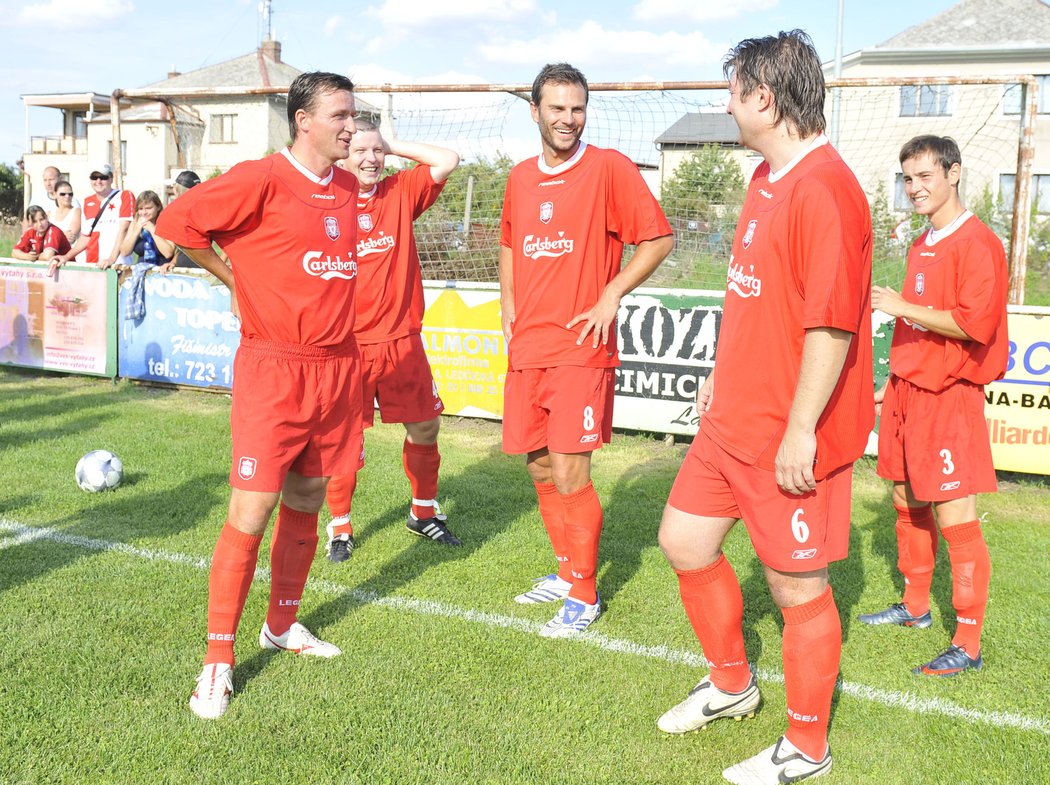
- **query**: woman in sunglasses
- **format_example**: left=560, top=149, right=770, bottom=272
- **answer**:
left=48, top=180, right=81, bottom=245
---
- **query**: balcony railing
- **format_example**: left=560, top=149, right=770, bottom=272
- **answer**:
left=29, top=136, right=88, bottom=155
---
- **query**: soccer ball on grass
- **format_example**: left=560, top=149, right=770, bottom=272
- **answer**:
left=75, top=450, right=124, bottom=492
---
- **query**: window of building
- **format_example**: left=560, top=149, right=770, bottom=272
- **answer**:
left=1002, top=75, right=1050, bottom=115
left=900, top=85, right=951, bottom=117
left=71, top=111, right=87, bottom=139
left=209, top=114, right=236, bottom=144
left=999, top=173, right=1050, bottom=213
left=894, top=173, right=910, bottom=210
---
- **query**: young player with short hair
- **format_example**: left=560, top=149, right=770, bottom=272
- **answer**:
left=858, top=134, right=1008, bottom=677
left=324, top=120, right=462, bottom=560
left=156, top=71, right=363, bottom=720
left=500, top=62, right=673, bottom=637
left=656, top=31, right=873, bottom=784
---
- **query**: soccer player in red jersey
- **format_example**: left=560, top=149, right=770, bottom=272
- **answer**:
left=858, top=135, right=1007, bottom=678
left=656, top=32, right=873, bottom=784
left=324, top=120, right=462, bottom=560
left=500, top=63, right=673, bottom=637
left=155, top=72, right=363, bottom=720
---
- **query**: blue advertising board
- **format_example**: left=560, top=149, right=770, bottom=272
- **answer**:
left=118, top=271, right=239, bottom=389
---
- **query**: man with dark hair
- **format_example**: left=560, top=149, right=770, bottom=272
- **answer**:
left=656, top=31, right=873, bottom=784
left=324, top=119, right=461, bottom=559
left=858, top=134, right=1007, bottom=678
left=156, top=70, right=361, bottom=720
left=500, top=62, right=673, bottom=636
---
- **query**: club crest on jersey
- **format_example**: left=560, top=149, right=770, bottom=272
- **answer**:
left=358, top=213, right=373, bottom=232
left=742, top=219, right=758, bottom=249
left=324, top=216, right=340, bottom=240
left=237, top=456, right=257, bottom=481
left=539, top=201, right=554, bottom=224
left=915, top=272, right=925, bottom=296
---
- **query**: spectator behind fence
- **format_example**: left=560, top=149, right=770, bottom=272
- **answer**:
left=171, top=170, right=202, bottom=269
left=50, top=163, right=134, bottom=273
left=49, top=180, right=81, bottom=246
left=12, top=205, right=71, bottom=262
left=26, top=166, right=80, bottom=222
left=120, top=190, right=175, bottom=272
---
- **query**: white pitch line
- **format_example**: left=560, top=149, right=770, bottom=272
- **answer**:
left=2, top=519, right=1048, bottom=736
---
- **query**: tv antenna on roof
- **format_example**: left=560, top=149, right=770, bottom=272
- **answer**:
left=259, top=0, right=274, bottom=42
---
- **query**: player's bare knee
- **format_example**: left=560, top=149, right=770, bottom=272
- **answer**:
left=765, top=566, right=828, bottom=609
left=405, top=417, right=440, bottom=444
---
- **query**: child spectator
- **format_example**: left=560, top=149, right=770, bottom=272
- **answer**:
left=119, top=190, right=175, bottom=271
left=12, top=206, right=71, bottom=262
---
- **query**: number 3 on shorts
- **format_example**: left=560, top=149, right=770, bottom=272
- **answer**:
left=791, top=508, right=810, bottom=544
left=939, top=448, right=955, bottom=475
left=583, top=405, right=595, bottom=431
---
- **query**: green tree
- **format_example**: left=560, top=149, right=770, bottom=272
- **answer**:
left=660, top=145, right=745, bottom=224
left=429, top=153, right=514, bottom=225
left=0, top=162, right=24, bottom=222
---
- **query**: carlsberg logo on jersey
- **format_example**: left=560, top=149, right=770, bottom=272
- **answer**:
left=523, top=233, right=574, bottom=260
left=358, top=233, right=396, bottom=257
left=726, top=256, right=762, bottom=298
left=302, top=251, right=358, bottom=280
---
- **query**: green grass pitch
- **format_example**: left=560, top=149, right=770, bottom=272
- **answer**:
left=1, top=368, right=1047, bottom=784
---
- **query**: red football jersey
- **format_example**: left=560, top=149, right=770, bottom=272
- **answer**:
left=889, top=213, right=1008, bottom=391
left=155, top=150, right=360, bottom=348
left=353, top=165, right=445, bottom=344
left=500, top=143, right=671, bottom=370
left=80, top=189, right=135, bottom=264
left=702, top=139, right=874, bottom=479
left=15, top=224, right=71, bottom=256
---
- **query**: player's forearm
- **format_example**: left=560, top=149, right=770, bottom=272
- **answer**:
left=178, top=246, right=234, bottom=289
left=386, top=139, right=461, bottom=183
left=786, top=327, right=854, bottom=433
left=604, top=234, right=674, bottom=300
left=896, top=303, right=971, bottom=341
left=498, top=245, right=514, bottom=304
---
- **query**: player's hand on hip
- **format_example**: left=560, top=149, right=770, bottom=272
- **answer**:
left=874, top=383, right=887, bottom=418
left=775, top=425, right=817, bottom=495
left=568, top=292, right=618, bottom=349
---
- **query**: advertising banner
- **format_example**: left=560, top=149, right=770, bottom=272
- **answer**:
left=983, top=310, right=1050, bottom=474
left=0, top=261, right=116, bottom=376
left=421, top=284, right=506, bottom=418
left=118, top=271, right=239, bottom=389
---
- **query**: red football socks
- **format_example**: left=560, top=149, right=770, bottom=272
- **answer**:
left=404, top=440, right=440, bottom=519
left=265, top=504, right=319, bottom=637
left=943, top=520, right=991, bottom=657
left=561, top=482, right=603, bottom=605
left=534, top=482, right=572, bottom=582
left=675, top=554, right=751, bottom=693
left=895, top=504, right=938, bottom=616
left=782, top=586, right=841, bottom=762
left=204, top=522, right=262, bottom=666
left=325, top=473, right=357, bottom=537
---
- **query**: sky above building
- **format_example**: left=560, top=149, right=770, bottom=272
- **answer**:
left=0, top=0, right=962, bottom=167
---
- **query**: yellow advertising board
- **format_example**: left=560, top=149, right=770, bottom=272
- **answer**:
left=984, top=310, right=1050, bottom=474
left=421, top=285, right=507, bottom=419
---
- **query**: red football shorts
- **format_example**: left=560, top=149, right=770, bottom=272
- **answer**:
left=502, top=366, right=615, bottom=455
left=359, top=334, right=443, bottom=428
left=668, top=427, right=853, bottom=571
left=877, top=375, right=996, bottom=502
left=229, top=337, right=363, bottom=492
